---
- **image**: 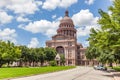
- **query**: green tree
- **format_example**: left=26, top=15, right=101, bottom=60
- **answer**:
left=19, top=45, right=30, bottom=66
left=86, top=0, right=120, bottom=66
left=0, top=40, right=6, bottom=67
left=60, top=54, right=65, bottom=66
left=0, top=41, right=21, bottom=67
left=35, top=48, right=46, bottom=66
left=44, top=47, right=56, bottom=61
left=29, top=48, right=37, bottom=66
left=109, top=0, right=120, bottom=65
left=2, top=41, right=21, bottom=66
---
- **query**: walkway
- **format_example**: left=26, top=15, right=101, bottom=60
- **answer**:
left=10, top=66, right=113, bottom=80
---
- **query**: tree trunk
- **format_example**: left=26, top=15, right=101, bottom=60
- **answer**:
left=25, top=61, right=27, bottom=67
left=29, top=61, right=32, bottom=67
left=19, top=61, right=22, bottom=67
left=0, top=64, right=2, bottom=68
left=0, top=60, right=4, bottom=67
left=109, top=63, right=113, bottom=68
left=7, top=61, right=10, bottom=67
left=33, top=61, right=35, bottom=67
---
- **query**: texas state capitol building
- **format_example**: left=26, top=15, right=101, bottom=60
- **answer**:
left=46, top=10, right=97, bottom=66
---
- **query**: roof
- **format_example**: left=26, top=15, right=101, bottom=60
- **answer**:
left=60, top=10, right=73, bottom=24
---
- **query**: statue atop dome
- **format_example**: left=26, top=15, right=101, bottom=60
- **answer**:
left=65, top=10, right=69, bottom=17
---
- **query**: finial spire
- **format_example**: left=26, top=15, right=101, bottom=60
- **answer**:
left=65, top=10, right=69, bottom=17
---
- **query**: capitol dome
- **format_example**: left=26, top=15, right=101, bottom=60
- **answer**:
left=57, top=10, right=76, bottom=38
left=60, top=10, right=74, bottom=25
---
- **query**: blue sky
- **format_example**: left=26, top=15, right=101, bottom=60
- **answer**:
left=0, top=0, right=113, bottom=48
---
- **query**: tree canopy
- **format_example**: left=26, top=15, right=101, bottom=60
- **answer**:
left=86, top=0, right=120, bottom=66
left=0, top=41, right=21, bottom=67
left=0, top=40, right=57, bottom=67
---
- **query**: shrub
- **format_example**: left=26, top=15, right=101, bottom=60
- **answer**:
left=113, top=66, right=120, bottom=71
left=49, top=61, right=57, bottom=66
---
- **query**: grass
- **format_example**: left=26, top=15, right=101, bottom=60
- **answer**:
left=0, top=66, right=75, bottom=80
left=113, top=66, right=120, bottom=71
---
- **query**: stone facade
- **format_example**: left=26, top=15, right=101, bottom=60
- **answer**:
left=46, top=10, right=97, bottom=66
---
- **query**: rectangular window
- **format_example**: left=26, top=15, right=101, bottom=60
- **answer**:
left=68, top=42, right=72, bottom=46
left=68, top=50, right=72, bottom=58
left=68, top=60, right=72, bottom=64
left=48, top=43, right=52, bottom=47
left=77, top=56, right=80, bottom=59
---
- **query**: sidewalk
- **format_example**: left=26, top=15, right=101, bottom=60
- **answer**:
left=112, top=71, right=120, bottom=80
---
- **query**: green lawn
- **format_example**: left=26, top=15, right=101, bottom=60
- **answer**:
left=0, top=66, right=75, bottom=80
left=113, top=66, right=120, bottom=71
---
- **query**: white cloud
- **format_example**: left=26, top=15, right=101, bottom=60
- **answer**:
left=77, top=26, right=98, bottom=37
left=19, top=20, right=59, bottom=37
left=42, top=0, right=78, bottom=10
left=85, top=0, right=95, bottom=5
left=28, top=38, right=39, bottom=48
left=108, top=11, right=112, bottom=16
left=72, top=9, right=99, bottom=37
left=52, top=14, right=57, bottom=19
left=83, top=41, right=89, bottom=47
left=16, top=16, right=31, bottom=22
left=0, top=0, right=42, bottom=14
left=72, top=9, right=98, bottom=26
left=42, top=0, right=60, bottom=10
left=0, top=28, right=17, bottom=43
left=55, top=16, right=62, bottom=21
left=0, top=11, right=13, bottom=24
left=59, top=0, right=78, bottom=8
left=19, top=9, right=99, bottom=38
left=77, top=26, right=90, bottom=37
left=110, top=0, right=114, bottom=2
left=0, top=0, right=10, bottom=8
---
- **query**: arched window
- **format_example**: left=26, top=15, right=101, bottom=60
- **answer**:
left=56, top=46, right=64, bottom=54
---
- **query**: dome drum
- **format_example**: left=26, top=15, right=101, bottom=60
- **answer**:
left=59, top=23, right=74, bottom=28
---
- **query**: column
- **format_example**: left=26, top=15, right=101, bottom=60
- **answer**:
left=66, top=59, right=68, bottom=66
left=63, top=31, right=65, bottom=35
